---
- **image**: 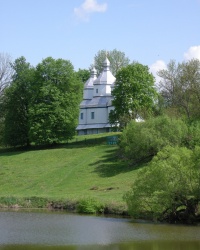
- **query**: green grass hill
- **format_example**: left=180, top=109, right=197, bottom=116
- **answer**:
left=0, top=133, right=138, bottom=213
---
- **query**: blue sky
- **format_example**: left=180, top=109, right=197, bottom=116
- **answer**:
left=1, top=0, right=200, bottom=81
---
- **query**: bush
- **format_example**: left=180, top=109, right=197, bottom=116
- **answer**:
left=124, top=146, right=200, bottom=223
left=77, top=198, right=104, bottom=214
left=119, top=115, right=188, bottom=163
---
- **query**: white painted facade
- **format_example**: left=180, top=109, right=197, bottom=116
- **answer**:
left=76, top=58, right=116, bottom=135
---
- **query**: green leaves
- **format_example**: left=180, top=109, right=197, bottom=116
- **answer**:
left=2, top=57, right=34, bottom=146
left=92, top=49, right=130, bottom=76
left=29, top=57, right=83, bottom=145
left=110, top=62, right=158, bottom=128
left=158, top=59, right=200, bottom=120
left=124, top=146, right=200, bottom=222
left=1, top=56, right=83, bottom=147
left=119, top=115, right=188, bottom=164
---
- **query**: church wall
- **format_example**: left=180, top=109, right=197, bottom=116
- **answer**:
left=93, top=84, right=111, bottom=97
left=78, top=128, right=109, bottom=136
left=79, top=108, right=86, bottom=125
left=86, top=107, right=108, bottom=124
left=83, top=88, right=93, bottom=100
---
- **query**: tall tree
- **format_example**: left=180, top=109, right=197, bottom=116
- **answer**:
left=92, top=49, right=130, bottom=76
left=2, top=57, right=34, bottom=146
left=0, top=53, right=13, bottom=95
left=158, top=59, right=200, bottom=120
left=109, top=62, right=158, bottom=128
left=29, top=57, right=83, bottom=145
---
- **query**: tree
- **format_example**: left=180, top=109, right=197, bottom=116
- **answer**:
left=0, top=53, right=13, bottom=95
left=124, top=146, right=200, bottom=224
left=158, top=59, right=200, bottom=120
left=92, top=49, right=130, bottom=76
left=109, top=62, right=158, bottom=128
left=76, top=68, right=90, bottom=83
left=119, top=115, right=188, bottom=164
left=2, top=57, right=34, bottom=147
left=29, top=57, right=83, bottom=145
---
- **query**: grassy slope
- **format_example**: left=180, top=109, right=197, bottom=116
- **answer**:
left=0, top=133, right=138, bottom=206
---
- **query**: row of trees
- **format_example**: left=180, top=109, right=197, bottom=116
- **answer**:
left=0, top=56, right=83, bottom=146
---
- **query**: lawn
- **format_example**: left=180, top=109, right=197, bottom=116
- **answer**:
left=0, top=133, right=139, bottom=208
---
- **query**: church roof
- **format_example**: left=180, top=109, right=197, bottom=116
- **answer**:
left=80, top=96, right=112, bottom=108
left=93, top=57, right=116, bottom=85
left=84, top=66, right=97, bottom=88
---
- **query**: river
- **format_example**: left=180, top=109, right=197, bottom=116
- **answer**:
left=0, top=210, right=200, bottom=250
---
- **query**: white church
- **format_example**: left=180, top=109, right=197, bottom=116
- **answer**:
left=76, top=57, right=116, bottom=135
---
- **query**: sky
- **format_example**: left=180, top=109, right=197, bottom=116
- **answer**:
left=1, top=0, right=200, bottom=82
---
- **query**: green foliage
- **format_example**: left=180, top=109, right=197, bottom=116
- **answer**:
left=124, top=146, right=200, bottom=223
left=119, top=115, right=188, bottom=163
left=76, top=68, right=90, bottom=83
left=0, top=56, right=83, bottom=147
left=158, top=59, right=200, bottom=120
left=77, top=198, right=104, bottom=214
left=29, top=57, right=83, bottom=145
left=0, top=196, right=19, bottom=207
left=92, top=49, right=130, bottom=76
left=2, top=57, right=34, bottom=146
left=29, top=84, right=75, bottom=145
left=110, top=62, right=158, bottom=128
left=186, top=120, right=200, bottom=149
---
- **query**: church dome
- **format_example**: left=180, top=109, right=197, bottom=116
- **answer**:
left=84, top=66, right=97, bottom=88
left=94, top=57, right=115, bottom=85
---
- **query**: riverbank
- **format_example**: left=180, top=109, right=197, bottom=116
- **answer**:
left=0, top=196, right=129, bottom=216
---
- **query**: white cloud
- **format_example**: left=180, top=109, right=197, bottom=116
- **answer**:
left=74, top=0, right=107, bottom=22
left=149, top=60, right=167, bottom=86
left=184, top=45, right=200, bottom=61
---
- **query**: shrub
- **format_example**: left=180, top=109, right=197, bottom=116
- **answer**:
left=124, top=146, right=200, bottom=223
left=119, top=115, right=188, bottom=163
left=77, top=198, right=104, bottom=214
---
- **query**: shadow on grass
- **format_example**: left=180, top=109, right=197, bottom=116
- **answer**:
left=91, top=147, right=145, bottom=178
left=0, top=135, right=110, bottom=156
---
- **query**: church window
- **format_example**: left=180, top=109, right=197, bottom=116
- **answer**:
left=96, top=88, right=98, bottom=94
left=91, top=112, right=95, bottom=119
left=81, top=113, right=83, bottom=119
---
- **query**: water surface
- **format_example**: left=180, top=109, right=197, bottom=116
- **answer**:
left=0, top=211, right=200, bottom=249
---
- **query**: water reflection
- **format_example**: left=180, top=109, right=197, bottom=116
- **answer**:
left=0, top=211, right=200, bottom=250
left=1, top=242, right=200, bottom=250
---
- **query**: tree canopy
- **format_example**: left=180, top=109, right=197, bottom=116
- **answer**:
left=0, top=56, right=82, bottom=147
left=109, top=62, right=158, bottom=128
left=119, top=115, right=188, bottom=164
left=2, top=57, right=34, bottom=146
left=92, top=49, right=130, bottom=76
left=29, top=57, right=83, bottom=145
left=158, top=59, right=200, bottom=120
left=124, top=146, right=200, bottom=224
left=76, top=68, right=90, bottom=84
